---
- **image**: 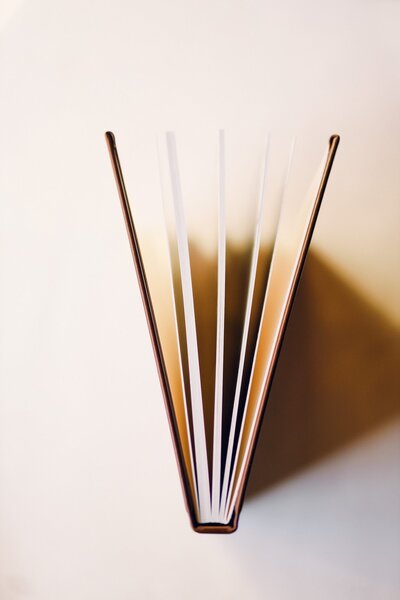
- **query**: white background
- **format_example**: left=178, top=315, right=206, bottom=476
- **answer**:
left=0, top=1, right=399, bottom=598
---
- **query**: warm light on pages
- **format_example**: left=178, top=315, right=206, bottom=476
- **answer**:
left=105, top=130, right=340, bottom=533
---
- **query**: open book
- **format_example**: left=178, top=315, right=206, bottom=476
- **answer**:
left=105, top=130, right=340, bottom=533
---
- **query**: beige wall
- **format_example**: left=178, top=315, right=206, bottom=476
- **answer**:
left=0, top=1, right=399, bottom=598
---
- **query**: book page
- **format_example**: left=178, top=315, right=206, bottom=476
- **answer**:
left=165, top=132, right=212, bottom=521
left=218, top=140, right=270, bottom=520
left=140, top=233, right=199, bottom=519
left=225, top=144, right=332, bottom=521
left=211, top=131, right=226, bottom=519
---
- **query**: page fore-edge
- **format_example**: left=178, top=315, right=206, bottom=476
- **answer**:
left=105, top=131, right=340, bottom=534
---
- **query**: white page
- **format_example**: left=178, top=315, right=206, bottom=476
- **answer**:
left=211, top=130, right=226, bottom=520
left=225, top=147, right=329, bottom=522
left=158, top=139, right=201, bottom=517
left=166, top=132, right=212, bottom=521
left=219, top=140, right=270, bottom=520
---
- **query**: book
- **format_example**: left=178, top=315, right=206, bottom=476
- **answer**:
left=105, top=130, right=340, bottom=533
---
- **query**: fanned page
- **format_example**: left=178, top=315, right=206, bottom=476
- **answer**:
left=224, top=147, right=332, bottom=521
left=218, top=140, right=270, bottom=520
left=164, top=132, right=212, bottom=522
left=155, top=131, right=338, bottom=526
left=211, top=131, right=226, bottom=520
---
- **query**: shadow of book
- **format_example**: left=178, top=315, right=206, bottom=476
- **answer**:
left=246, top=252, right=400, bottom=499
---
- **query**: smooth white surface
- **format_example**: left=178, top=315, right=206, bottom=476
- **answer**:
left=0, top=1, right=399, bottom=598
